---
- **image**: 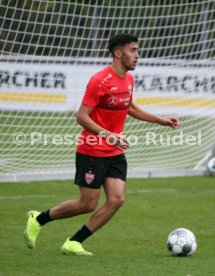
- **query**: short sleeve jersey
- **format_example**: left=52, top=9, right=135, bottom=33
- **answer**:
left=76, top=66, right=134, bottom=157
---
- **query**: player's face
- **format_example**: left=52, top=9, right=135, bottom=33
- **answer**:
left=120, top=42, right=139, bottom=70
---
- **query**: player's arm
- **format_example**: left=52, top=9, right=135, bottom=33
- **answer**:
left=77, top=104, right=110, bottom=136
left=77, top=104, right=129, bottom=150
left=128, top=101, right=180, bottom=129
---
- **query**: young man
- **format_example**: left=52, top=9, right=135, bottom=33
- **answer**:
left=24, top=34, right=179, bottom=256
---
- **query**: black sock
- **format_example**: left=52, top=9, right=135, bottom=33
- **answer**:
left=70, top=225, right=93, bottom=243
left=36, top=210, right=52, bottom=226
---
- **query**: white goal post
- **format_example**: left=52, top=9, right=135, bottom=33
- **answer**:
left=0, top=0, right=215, bottom=181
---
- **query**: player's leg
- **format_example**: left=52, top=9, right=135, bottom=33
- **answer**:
left=85, top=177, right=125, bottom=232
left=24, top=152, right=102, bottom=250
left=67, top=153, right=127, bottom=238
left=24, top=186, right=100, bottom=249
left=61, top=153, right=106, bottom=255
left=61, top=177, right=125, bottom=256
left=69, top=153, right=127, bottom=238
left=83, top=153, right=127, bottom=232
left=39, top=152, right=103, bottom=222
left=49, top=186, right=100, bottom=220
left=61, top=154, right=127, bottom=256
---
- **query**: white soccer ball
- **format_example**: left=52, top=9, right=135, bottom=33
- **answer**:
left=167, top=228, right=197, bottom=257
left=207, top=157, right=215, bottom=176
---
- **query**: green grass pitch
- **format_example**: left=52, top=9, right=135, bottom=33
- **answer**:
left=0, top=176, right=214, bottom=276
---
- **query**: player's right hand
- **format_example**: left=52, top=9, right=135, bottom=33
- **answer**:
left=107, top=133, right=130, bottom=151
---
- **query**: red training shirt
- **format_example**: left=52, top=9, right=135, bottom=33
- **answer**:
left=76, top=66, right=134, bottom=157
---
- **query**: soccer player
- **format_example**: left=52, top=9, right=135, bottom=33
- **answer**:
left=24, top=34, right=179, bottom=256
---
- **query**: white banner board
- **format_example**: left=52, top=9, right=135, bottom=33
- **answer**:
left=0, top=62, right=214, bottom=116
left=0, top=62, right=100, bottom=111
left=133, top=66, right=215, bottom=116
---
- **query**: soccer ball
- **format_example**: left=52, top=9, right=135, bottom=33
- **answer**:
left=167, top=228, right=197, bottom=257
left=207, top=157, right=215, bottom=176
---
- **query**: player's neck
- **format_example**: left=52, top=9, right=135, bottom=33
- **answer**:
left=110, top=63, right=127, bottom=77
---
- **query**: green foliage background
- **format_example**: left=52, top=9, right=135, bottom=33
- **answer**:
left=0, top=0, right=214, bottom=59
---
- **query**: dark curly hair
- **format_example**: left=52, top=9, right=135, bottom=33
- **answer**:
left=108, top=34, right=138, bottom=55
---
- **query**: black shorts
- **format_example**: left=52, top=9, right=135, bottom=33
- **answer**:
left=74, top=152, right=127, bottom=189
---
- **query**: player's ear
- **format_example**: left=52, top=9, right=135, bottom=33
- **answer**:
left=114, top=47, right=122, bottom=59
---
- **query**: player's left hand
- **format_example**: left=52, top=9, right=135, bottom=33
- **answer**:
left=159, top=116, right=180, bottom=129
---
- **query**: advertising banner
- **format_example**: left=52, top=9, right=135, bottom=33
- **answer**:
left=0, top=62, right=214, bottom=116
left=134, top=66, right=215, bottom=116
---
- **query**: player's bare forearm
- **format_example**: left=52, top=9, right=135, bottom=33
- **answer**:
left=77, top=104, right=111, bottom=136
left=128, top=101, right=163, bottom=123
left=128, top=101, right=180, bottom=129
left=77, top=104, right=130, bottom=150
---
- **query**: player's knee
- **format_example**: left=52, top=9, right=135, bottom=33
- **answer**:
left=108, top=196, right=125, bottom=209
left=116, top=196, right=125, bottom=208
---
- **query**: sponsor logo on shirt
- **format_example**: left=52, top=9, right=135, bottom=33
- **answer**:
left=119, top=97, right=130, bottom=102
left=107, top=96, right=119, bottom=107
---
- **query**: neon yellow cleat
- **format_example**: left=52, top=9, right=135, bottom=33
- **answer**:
left=61, top=238, right=93, bottom=256
left=24, top=210, right=41, bottom=249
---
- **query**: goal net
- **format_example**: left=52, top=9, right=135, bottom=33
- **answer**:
left=0, top=0, right=215, bottom=181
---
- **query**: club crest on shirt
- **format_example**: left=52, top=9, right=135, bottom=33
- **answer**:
left=107, top=96, right=118, bottom=107
left=85, top=172, right=95, bottom=184
left=128, top=84, right=133, bottom=95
